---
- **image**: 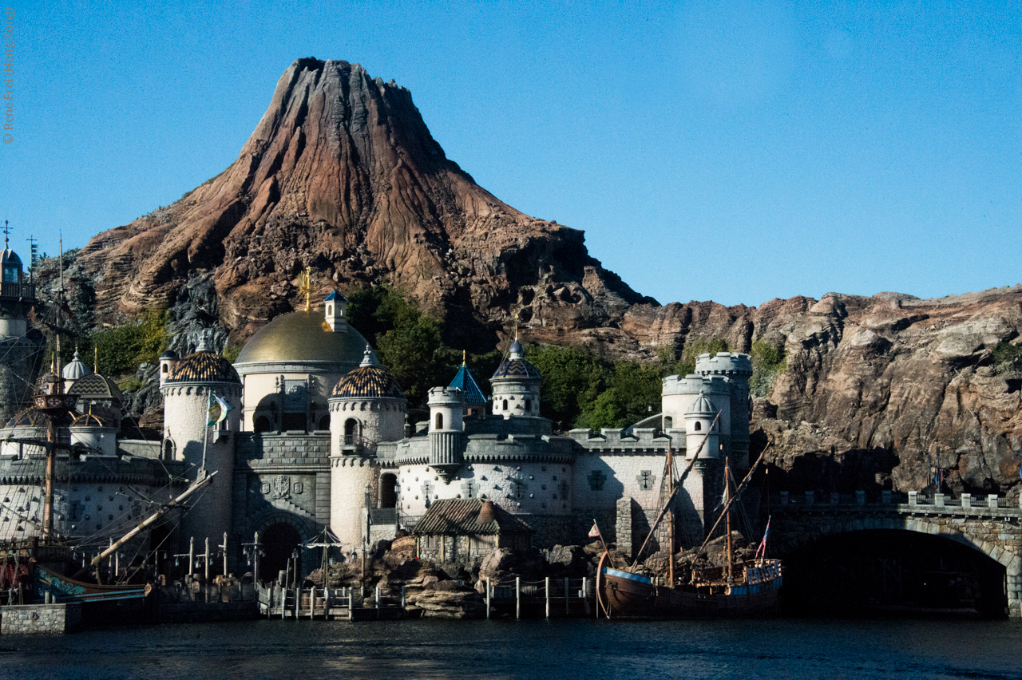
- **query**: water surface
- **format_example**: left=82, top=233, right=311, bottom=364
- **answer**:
left=2, top=617, right=1020, bottom=679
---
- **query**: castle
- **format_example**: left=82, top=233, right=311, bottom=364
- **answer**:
left=0, top=241, right=753, bottom=578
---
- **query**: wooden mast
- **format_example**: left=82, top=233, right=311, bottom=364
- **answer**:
left=667, top=442, right=674, bottom=587
left=725, top=457, right=733, bottom=582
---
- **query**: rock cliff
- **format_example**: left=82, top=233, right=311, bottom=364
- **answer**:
left=65, top=59, right=1022, bottom=495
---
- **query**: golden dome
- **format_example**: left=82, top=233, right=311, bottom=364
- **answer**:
left=235, top=311, right=369, bottom=367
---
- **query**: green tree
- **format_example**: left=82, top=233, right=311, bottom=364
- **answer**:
left=58, top=308, right=169, bottom=377
left=749, top=338, right=787, bottom=397
left=524, top=345, right=610, bottom=429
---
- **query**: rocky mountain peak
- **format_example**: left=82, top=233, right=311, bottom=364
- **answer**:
left=77, top=58, right=646, bottom=346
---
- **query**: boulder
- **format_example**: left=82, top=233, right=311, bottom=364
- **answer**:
left=413, top=589, right=486, bottom=619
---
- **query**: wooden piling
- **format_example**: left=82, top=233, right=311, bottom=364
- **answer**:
left=545, top=577, right=550, bottom=618
left=565, top=577, right=570, bottom=616
left=486, top=577, right=491, bottom=619
left=516, top=577, right=521, bottom=619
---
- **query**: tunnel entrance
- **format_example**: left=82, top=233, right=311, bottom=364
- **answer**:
left=261, top=522, right=303, bottom=581
left=781, top=530, right=1007, bottom=618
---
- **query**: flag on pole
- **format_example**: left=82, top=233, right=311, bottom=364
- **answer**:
left=588, top=522, right=601, bottom=538
left=207, top=391, right=231, bottom=427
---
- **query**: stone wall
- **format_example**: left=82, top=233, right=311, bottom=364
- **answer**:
left=0, top=603, right=82, bottom=634
left=232, top=432, right=332, bottom=551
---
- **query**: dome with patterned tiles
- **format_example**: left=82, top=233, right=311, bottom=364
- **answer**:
left=331, top=345, right=405, bottom=399
left=166, top=350, right=241, bottom=384
left=491, top=339, right=541, bottom=381
left=66, top=372, right=123, bottom=403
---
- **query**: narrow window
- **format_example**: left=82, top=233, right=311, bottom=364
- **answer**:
left=525, top=399, right=531, bottom=412
left=435, top=413, right=444, bottom=430
left=502, top=399, right=508, bottom=411
left=694, top=421, right=701, bottom=432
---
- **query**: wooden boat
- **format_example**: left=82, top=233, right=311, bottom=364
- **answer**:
left=598, top=554, right=782, bottom=618
left=596, top=420, right=782, bottom=619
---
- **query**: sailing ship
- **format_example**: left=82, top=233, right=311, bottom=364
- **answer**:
left=597, top=412, right=782, bottom=618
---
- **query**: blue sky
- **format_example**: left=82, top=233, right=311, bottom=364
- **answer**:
left=1, top=1, right=1019, bottom=307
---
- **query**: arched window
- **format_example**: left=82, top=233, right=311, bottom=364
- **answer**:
left=161, top=363, right=168, bottom=374
left=435, top=413, right=444, bottom=430
left=502, top=399, right=508, bottom=411
left=663, top=416, right=673, bottom=429
left=318, top=414, right=330, bottom=430
left=162, top=439, right=175, bottom=461
left=255, top=416, right=272, bottom=433
left=693, top=421, right=701, bottom=432
left=344, top=418, right=359, bottom=444
left=525, top=398, right=532, bottom=413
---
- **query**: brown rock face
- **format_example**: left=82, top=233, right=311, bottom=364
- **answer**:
left=71, top=58, right=1022, bottom=496
left=76, top=58, right=647, bottom=346
left=623, top=288, right=1022, bottom=497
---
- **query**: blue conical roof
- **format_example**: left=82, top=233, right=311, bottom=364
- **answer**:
left=449, top=364, right=487, bottom=404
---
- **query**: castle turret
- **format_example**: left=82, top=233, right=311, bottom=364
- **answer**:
left=158, top=350, right=179, bottom=387
left=428, top=386, right=464, bottom=481
left=329, top=344, right=407, bottom=453
left=448, top=353, right=487, bottom=417
left=160, top=346, right=241, bottom=547
left=0, top=233, right=40, bottom=426
left=328, top=344, right=405, bottom=546
left=490, top=340, right=541, bottom=419
left=677, top=390, right=724, bottom=546
left=324, top=290, right=348, bottom=333
left=696, top=352, right=752, bottom=467
left=685, top=391, right=720, bottom=459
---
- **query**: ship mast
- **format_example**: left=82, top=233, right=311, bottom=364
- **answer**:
left=667, top=441, right=674, bottom=587
left=40, top=233, right=77, bottom=539
left=725, top=456, right=733, bottom=582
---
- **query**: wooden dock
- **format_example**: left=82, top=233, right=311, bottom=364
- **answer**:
left=259, top=585, right=406, bottom=620
left=257, top=576, right=598, bottom=621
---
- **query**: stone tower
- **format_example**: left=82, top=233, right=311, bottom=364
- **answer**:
left=0, top=235, right=41, bottom=426
left=427, top=386, right=464, bottom=482
left=695, top=352, right=753, bottom=467
left=328, top=344, right=406, bottom=546
left=677, top=390, right=723, bottom=546
left=490, top=340, right=541, bottom=418
left=160, top=344, right=242, bottom=546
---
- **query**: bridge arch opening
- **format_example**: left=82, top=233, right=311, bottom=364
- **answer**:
left=780, top=529, right=1008, bottom=618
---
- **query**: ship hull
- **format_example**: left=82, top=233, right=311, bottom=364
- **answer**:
left=598, top=559, right=782, bottom=619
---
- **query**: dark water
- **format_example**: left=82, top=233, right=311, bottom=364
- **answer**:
left=2, top=618, right=1020, bottom=679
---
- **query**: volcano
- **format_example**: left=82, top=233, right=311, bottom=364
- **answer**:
left=76, top=58, right=648, bottom=348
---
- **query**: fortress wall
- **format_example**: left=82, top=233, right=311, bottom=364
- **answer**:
left=396, top=461, right=573, bottom=520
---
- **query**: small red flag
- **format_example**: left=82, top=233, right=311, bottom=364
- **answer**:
left=588, top=522, right=600, bottom=538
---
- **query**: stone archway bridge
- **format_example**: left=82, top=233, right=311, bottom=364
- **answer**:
left=767, top=490, right=1022, bottom=617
